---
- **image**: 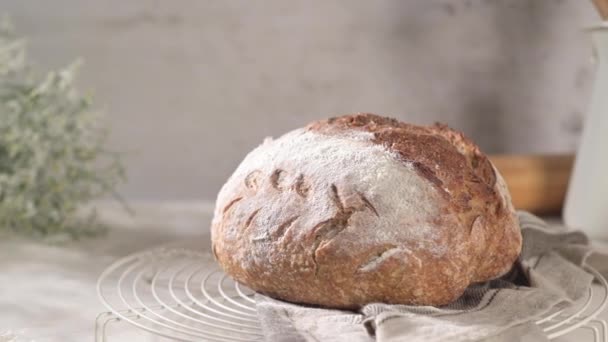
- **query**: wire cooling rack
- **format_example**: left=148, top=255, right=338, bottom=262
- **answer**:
left=96, top=241, right=608, bottom=342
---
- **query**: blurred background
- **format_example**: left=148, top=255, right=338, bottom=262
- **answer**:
left=3, top=0, right=600, bottom=201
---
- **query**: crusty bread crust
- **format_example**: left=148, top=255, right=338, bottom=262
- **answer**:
left=211, top=113, right=522, bottom=309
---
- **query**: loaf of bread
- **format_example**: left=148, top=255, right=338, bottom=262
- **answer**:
left=211, top=113, right=522, bottom=309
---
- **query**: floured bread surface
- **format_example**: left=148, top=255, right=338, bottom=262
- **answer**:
left=211, top=113, right=522, bottom=309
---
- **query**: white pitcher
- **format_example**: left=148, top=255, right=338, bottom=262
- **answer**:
left=564, top=24, right=608, bottom=239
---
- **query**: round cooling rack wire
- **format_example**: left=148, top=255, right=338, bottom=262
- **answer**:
left=96, top=246, right=608, bottom=342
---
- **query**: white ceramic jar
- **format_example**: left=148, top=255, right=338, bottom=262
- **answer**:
left=564, top=24, right=608, bottom=239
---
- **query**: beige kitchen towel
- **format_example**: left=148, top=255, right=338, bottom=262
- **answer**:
left=255, top=211, right=607, bottom=342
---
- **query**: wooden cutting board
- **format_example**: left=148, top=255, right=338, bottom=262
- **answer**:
left=489, top=154, right=574, bottom=215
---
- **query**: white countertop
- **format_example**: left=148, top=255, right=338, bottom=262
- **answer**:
left=0, top=202, right=606, bottom=342
left=0, top=202, right=214, bottom=341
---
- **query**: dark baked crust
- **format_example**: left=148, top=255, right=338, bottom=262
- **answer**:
left=212, top=113, right=522, bottom=309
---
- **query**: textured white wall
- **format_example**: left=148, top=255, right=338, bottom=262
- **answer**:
left=3, top=0, right=599, bottom=200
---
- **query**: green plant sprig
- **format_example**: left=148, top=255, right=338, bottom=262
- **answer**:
left=0, top=19, right=126, bottom=238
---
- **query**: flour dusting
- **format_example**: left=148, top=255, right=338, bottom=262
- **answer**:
left=214, top=128, right=448, bottom=263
